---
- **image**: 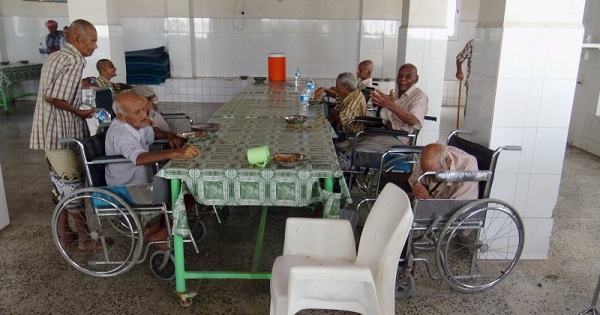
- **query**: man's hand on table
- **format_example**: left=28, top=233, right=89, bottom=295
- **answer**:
left=172, top=145, right=200, bottom=159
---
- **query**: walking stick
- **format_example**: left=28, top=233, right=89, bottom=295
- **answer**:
left=456, top=79, right=463, bottom=129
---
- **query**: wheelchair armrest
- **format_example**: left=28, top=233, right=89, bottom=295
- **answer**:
left=358, top=128, right=411, bottom=138
left=388, top=145, right=424, bottom=154
left=424, top=115, right=437, bottom=122
left=152, top=139, right=169, bottom=145
left=417, top=170, right=492, bottom=184
left=90, top=155, right=130, bottom=165
left=161, top=112, right=187, bottom=117
left=58, top=138, right=75, bottom=145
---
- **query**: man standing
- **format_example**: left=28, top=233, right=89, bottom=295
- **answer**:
left=30, top=19, right=98, bottom=250
left=43, top=20, right=65, bottom=54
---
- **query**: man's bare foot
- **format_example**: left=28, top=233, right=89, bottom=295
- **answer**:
left=146, top=227, right=170, bottom=251
left=58, top=232, right=78, bottom=247
left=77, top=234, right=106, bottom=251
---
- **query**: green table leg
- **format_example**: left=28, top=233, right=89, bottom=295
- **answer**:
left=1, top=90, right=7, bottom=113
left=251, top=206, right=268, bottom=272
left=170, top=179, right=187, bottom=294
left=324, top=177, right=334, bottom=192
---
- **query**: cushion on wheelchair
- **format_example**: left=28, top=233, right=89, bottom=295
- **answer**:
left=435, top=170, right=492, bottom=182
left=91, top=186, right=136, bottom=208
left=90, top=184, right=161, bottom=208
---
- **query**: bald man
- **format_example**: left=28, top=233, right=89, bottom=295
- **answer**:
left=315, top=60, right=375, bottom=100
left=408, top=143, right=478, bottom=200
left=96, top=59, right=133, bottom=96
left=105, top=92, right=199, bottom=186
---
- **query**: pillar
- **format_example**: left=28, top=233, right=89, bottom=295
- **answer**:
left=463, top=0, right=585, bottom=259
left=397, top=0, right=454, bottom=145
left=67, top=0, right=126, bottom=82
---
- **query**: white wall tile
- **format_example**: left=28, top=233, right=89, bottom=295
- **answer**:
left=526, top=174, right=562, bottom=217
left=520, top=218, right=553, bottom=260
left=531, top=127, right=568, bottom=174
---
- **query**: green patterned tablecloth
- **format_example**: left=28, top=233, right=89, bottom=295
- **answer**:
left=158, top=82, right=350, bottom=236
left=212, top=82, right=318, bottom=118
left=0, top=63, right=42, bottom=91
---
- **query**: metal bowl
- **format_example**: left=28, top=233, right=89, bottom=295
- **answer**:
left=176, top=131, right=206, bottom=139
left=253, top=76, right=267, bottom=83
left=283, top=115, right=307, bottom=125
left=18, top=60, right=29, bottom=64
left=271, top=153, right=309, bottom=167
left=191, top=123, right=220, bottom=132
left=239, top=75, right=249, bottom=80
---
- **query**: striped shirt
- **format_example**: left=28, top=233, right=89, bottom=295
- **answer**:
left=338, top=88, right=366, bottom=133
left=97, top=76, right=122, bottom=97
left=30, top=43, right=89, bottom=150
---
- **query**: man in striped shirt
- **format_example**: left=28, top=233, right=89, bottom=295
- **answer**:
left=30, top=19, right=99, bottom=250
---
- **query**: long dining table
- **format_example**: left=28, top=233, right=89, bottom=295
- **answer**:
left=156, top=80, right=351, bottom=305
left=0, top=63, right=42, bottom=113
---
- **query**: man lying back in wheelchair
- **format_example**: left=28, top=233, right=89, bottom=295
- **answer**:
left=408, top=142, right=478, bottom=200
left=104, top=92, right=200, bottom=249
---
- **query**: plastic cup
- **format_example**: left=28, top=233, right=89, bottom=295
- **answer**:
left=247, top=146, right=270, bottom=168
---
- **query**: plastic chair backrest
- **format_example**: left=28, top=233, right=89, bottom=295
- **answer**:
left=80, top=132, right=108, bottom=187
left=447, top=135, right=494, bottom=199
left=355, top=183, right=413, bottom=314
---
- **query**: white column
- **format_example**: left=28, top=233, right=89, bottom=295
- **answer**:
left=463, top=0, right=585, bottom=259
left=67, top=0, right=126, bottom=82
left=0, top=164, right=9, bottom=231
left=166, top=0, right=193, bottom=78
left=397, top=0, right=453, bottom=145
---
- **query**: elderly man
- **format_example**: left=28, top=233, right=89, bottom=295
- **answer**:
left=96, top=59, right=133, bottom=97
left=131, top=85, right=171, bottom=132
left=42, top=20, right=65, bottom=54
left=30, top=19, right=99, bottom=249
left=315, top=60, right=375, bottom=100
left=408, top=143, right=478, bottom=200
left=106, top=92, right=200, bottom=247
left=369, top=63, right=428, bottom=147
left=329, top=72, right=366, bottom=135
left=105, top=92, right=198, bottom=185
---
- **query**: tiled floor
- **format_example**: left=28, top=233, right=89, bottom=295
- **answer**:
left=0, top=102, right=599, bottom=314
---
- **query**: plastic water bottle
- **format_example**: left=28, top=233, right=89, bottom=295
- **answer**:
left=307, top=79, right=315, bottom=98
left=294, top=67, right=301, bottom=87
left=300, top=88, right=309, bottom=116
left=38, top=43, right=47, bottom=56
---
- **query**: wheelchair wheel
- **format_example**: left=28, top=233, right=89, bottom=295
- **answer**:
left=149, top=251, right=175, bottom=281
left=395, top=267, right=415, bottom=299
left=435, top=199, right=524, bottom=293
left=52, top=188, right=144, bottom=277
left=188, top=216, right=207, bottom=244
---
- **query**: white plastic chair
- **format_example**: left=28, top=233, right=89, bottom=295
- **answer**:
left=270, top=183, right=413, bottom=315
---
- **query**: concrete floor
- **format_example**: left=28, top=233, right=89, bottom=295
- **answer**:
left=0, top=101, right=599, bottom=314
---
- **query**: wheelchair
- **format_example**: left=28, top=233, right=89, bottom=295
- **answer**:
left=342, top=115, right=437, bottom=196
left=51, top=131, right=208, bottom=280
left=387, top=130, right=525, bottom=298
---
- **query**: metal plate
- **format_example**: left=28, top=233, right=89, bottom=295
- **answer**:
left=271, top=153, right=310, bottom=167
left=191, top=123, right=220, bottom=132
left=176, top=131, right=206, bottom=139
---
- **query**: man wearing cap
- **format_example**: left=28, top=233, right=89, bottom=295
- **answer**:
left=44, top=20, right=65, bottom=54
